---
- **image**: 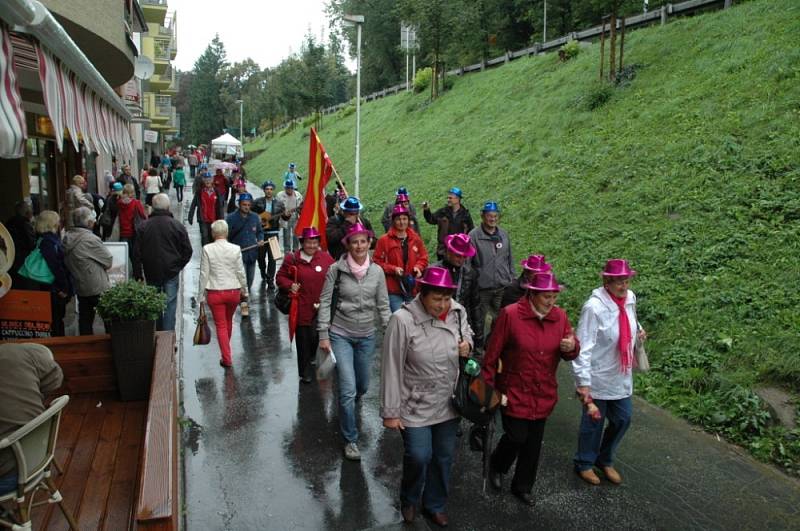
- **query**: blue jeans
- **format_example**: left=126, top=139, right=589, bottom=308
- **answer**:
left=243, top=259, right=256, bottom=292
left=389, top=293, right=412, bottom=313
left=329, top=331, right=376, bottom=443
left=401, top=418, right=460, bottom=513
left=0, top=471, right=17, bottom=495
left=282, top=222, right=298, bottom=253
left=574, top=397, right=632, bottom=471
left=152, top=274, right=180, bottom=331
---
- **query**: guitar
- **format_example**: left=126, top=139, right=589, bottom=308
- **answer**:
left=259, top=211, right=272, bottom=230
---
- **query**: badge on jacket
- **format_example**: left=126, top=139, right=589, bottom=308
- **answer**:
left=496, top=242, right=503, bottom=249
left=315, top=265, right=322, bottom=272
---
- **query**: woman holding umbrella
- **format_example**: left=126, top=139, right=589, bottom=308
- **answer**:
left=276, top=227, right=335, bottom=383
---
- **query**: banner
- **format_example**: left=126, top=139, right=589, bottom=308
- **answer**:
left=295, top=128, right=333, bottom=250
left=0, top=289, right=52, bottom=339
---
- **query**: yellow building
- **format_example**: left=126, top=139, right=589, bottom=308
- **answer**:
left=140, top=0, right=179, bottom=149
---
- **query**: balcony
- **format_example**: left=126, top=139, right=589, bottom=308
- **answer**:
left=149, top=65, right=172, bottom=90
left=141, top=35, right=172, bottom=75
left=141, top=0, right=168, bottom=25
left=164, top=13, right=178, bottom=59
left=143, top=92, right=169, bottom=123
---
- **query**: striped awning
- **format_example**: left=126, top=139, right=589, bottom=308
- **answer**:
left=0, top=23, right=27, bottom=158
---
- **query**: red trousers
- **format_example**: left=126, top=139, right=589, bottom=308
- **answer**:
left=207, top=289, right=240, bottom=365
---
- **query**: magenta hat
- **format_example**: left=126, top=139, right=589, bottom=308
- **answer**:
left=391, top=205, right=410, bottom=219
left=341, top=222, right=373, bottom=245
left=601, top=259, right=637, bottom=277
left=418, top=266, right=458, bottom=290
left=395, top=193, right=410, bottom=203
left=444, top=233, right=476, bottom=258
left=520, top=254, right=552, bottom=273
left=523, top=272, right=564, bottom=292
left=299, top=227, right=321, bottom=240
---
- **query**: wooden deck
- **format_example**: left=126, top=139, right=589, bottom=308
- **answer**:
left=31, top=391, right=146, bottom=531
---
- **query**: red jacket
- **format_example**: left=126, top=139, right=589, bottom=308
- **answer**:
left=373, top=228, right=428, bottom=295
left=117, top=197, right=147, bottom=238
left=275, top=250, right=335, bottom=326
left=213, top=174, right=229, bottom=199
left=199, top=188, right=220, bottom=223
left=482, top=298, right=580, bottom=420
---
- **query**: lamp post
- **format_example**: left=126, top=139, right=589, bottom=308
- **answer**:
left=236, top=99, right=243, bottom=141
left=343, top=14, right=364, bottom=197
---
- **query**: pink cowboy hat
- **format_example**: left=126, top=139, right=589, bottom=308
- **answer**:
left=341, top=222, right=373, bottom=246
left=522, top=272, right=564, bottom=292
left=444, top=233, right=476, bottom=258
left=395, top=193, right=410, bottom=203
left=299, top=227, right=321, bottom=240
left=418, top=266, right=458, bottom=290
left=391, top=205, right=410, bottom=219
left=520, top=254, right=552, bottom=273
left=601, top=259, right=637, bottom=277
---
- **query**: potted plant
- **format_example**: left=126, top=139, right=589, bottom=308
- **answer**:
left=97, top=280, right=166, bottom=401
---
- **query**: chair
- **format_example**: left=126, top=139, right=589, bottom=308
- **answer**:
left=0, top=395, right=79, bottom=530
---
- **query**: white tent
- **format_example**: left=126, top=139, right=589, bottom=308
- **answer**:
left=210, top=133, right=243, bottom=157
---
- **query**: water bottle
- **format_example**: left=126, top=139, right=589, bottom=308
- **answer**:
left=465, top=358, right=480, bottom=376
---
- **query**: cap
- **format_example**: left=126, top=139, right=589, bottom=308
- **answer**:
left=284, top=178, right=296, bottom=189
left=448, top=187, right=463, bottom=198
left=481, top=201, right=500, bottom=213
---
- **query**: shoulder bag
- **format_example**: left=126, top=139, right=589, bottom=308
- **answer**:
left=18, top=238, right=55, bottom=285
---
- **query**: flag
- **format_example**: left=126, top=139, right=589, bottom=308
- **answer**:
left=295, top=128, right=333, bottom=249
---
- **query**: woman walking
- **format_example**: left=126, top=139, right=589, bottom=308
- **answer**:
left=381, top=266, right=473, bottom=527
left=116, top=183, right=147, bottom=261
left=31, top=211, right=72, bottom=336
left=373, top=205, right=428, bottom=312
left=173, top=165, right=186, bottom=202
left=482, top=272, right=579, bottom=506
left=572, top=259, right=646, bottom=485
left=198, top=220, right=248, bottom=368
left=276, top=227, right=334, bottom=383
left=318, top=223, right=390, bottom=461
left=144, top=168, right=162, bottom=206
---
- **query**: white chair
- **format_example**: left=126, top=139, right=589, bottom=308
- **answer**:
left=0, top=395, right=79, bottom=530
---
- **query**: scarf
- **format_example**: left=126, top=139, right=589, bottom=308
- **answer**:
left=347, top=253, right=370, bottom=280
left=607, top=290, right=633, bottom=373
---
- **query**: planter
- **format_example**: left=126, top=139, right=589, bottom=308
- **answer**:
left=110, top=320, right=156, bottom=401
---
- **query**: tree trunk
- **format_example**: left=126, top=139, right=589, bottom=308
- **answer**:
left=619, top=16, right=626, bottom=74
left=609, top=14, right=617, bottom=82
left=599, top=18, right=606, bottom=80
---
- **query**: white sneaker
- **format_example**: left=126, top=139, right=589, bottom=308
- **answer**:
left=240, top=302, right=249, bottom=317
left=343, top=442, right=361, bottom=461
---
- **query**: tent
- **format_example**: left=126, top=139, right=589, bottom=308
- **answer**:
left=210, top=133, right=243, bottom=157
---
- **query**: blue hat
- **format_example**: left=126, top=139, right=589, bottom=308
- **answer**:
left=238, top=192, right=253, bottom=202
left=481, top=201, right=500, bottom=213
left=199, top=163, right=208, bottom=169
left=397, top=186, right=409, bottom=196
left=448, top=187, right=463, bottom=198
left=288, top=162, right=296, bottom=168
left=340, top=196, right=363, bottom=213
left=202, top=172, right=212, bottom=179
left=284, top=178, right=296, bottom=189
left=112, top=182, right=123, bottom=192
left=261, top=180, right=276, bottom=189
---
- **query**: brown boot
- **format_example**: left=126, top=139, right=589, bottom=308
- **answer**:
left=602, top=466, right=622, bottom=485
left=577, top=468, right=601, bottom=485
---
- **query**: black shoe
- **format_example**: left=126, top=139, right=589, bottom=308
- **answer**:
left=300, top=376, right=313, bottom=384
left=267, top=282, right=275, bottom=291
left=488, top=466, right=502, bottom=491
left=401, top=505, right=416, bottom=523
left=511, top=489, right=535, bottom=506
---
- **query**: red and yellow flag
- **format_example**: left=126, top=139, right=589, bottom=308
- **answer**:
left=295, top=128, right=334, bottom=249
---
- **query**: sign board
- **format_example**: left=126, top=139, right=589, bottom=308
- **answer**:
left=104, top=242, right=130, bottom=286
left=0, top=289, right=52, bottom=339
left=144, top=130, right=158, bottom=143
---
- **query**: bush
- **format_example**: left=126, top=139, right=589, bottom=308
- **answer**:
left=338, top=105, right=355, bottom=118
left=578, top=82, right=614, bottom=110
left=301, top=114, right=316, bottom=128
left=97, top=281, right=166, bottom=323
left=414, top=67, right=432, bottom=93
left=560, top=40, right=580, bottom=61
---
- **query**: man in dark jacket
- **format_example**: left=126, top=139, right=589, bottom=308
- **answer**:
left=433, top=233, right=482, bottom=350
left=423, top=187, right=474, bottom=260
left=5, top=201, right=36, bottom=287
left=326, top=196, right=375, bottom=260
left=133, top=194, right=192, bottom=331
left=252, top=180, right=285, bottom=289
left=501, top=254, right=552, bottom=308
left=225, top=192, right=264, bottom=317
left=116, top=164, right=141, bottom=200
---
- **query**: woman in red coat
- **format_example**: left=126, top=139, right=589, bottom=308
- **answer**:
left=481, top=272, right=580, bottom=506
left=276, top=227, right=335, bottom=383
left=373, top=205, right=428, bottom=312
left=116, top=183, right=147, bottom=261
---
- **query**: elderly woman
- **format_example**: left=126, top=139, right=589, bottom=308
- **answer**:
left=198, top=220, right=248, bottom=368
left=318, top=223, right=390, bottom=461
left=482, top=272, right=579, bottom=506
left=572, top=259, right=646, bottom=486
left=32, top=211, right=72, bottom=336
left=373, top=205, right=428, bottom=312
left=276, top=227, right=335, bottom=383
left=381, top=267, right=473, bottom=527
left=501, top=254, right=552, bottom=308
left=64, top=207, right=113, bottom=335
left=116, top=183, right=147, bottom=261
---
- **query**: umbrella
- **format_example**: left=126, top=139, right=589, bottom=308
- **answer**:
left=288, top=265, right=299, bottom=342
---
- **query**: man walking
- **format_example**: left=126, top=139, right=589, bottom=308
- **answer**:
left=116, top=164, right=141, bottom=200
left=225, top=192, right=263, bottom=317
left=326, top=196, right=375, bottom=260
left=252, top=180, right=285, bottom=289
left=134, top=194, right=192, bottom=331
left=468, top=201, right=515, bottom=351
left=276, top=179, right=303, bottom=254
left=423, top=186, right=474, bottom=260
left=284, top=162, right=302, bottom=181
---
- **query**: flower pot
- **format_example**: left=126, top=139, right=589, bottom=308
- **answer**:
left=109, top=320, right=156, bottom=401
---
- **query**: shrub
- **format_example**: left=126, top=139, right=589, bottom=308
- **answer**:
left=560, top=40, right=581, bottom=61
left=414, top=67, right=432, bottom=93
left=338, top=105, right=355, bottom=118
left=97, top=281, right=166, bottom=323
left=579, top=82, right=614, bottom=110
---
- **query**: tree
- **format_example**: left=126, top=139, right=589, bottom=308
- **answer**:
left=187, top=36, right=228, bottom=145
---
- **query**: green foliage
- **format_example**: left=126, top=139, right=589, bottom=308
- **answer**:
left=560, top=40, right=581, bottom=61
left=187, top=35, right=228, bottom=145
left=414, top=67, right=433, bottom=93
left=96, top=281, right=166, bottom=323
left=337, top=105, right=355, bottom=119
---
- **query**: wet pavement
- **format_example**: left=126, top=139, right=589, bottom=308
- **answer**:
left=176, top=184, right=800, bottom=530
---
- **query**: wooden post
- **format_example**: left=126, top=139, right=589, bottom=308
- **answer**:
left=619, top=16, right=626, bottom=74
left=609, top=13, right=617, bottom=81
left=599, top=17, right=607, bottom=80
left=724, top=0, right=732, bottom=7
left=661, top=5, right=668, bottom=25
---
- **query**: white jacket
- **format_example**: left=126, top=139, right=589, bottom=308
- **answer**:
left=145, top=175, right=162, bottom=194
left=198, top=239, right=247, bottom=300
left=572, top=287, right=639, bottom=400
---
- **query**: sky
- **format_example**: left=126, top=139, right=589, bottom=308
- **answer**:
left=167, top=0, right=336, bottom=72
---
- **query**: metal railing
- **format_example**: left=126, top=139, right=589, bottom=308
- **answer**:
left=153, top=37, right=171, bottom=61
left=140, top=0, right=167, bottom=6
left=155, top=95, right=172, bottom=116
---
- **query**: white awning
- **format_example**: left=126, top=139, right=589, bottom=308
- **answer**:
left=0, top=23, right=27, bottom=158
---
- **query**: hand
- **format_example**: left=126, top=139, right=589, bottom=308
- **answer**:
left=560, top=333, right=576, bottom=352
left=291, top=283, right=300, bottom=293
left=240, top=288, right=248, bottom=300
left=422, top=201, right=429, bottom=209
left=637, top=328, right=647, bottom=343
left=458, top=340, right=471, bottom=357
left=500, top=394, right=508, bottom=407
left=57, top=291, right=68, bottom=299
left=383, top=418, right=404, bottom=431
left=413, top=267, right=422, bottom=278
left=319, top=339, right=332, bottom=353
left=576, top=386, right=591, bottom=401
left=257, top=240, right=265, bottom=247
left=395, top=267, right=404, bottom=276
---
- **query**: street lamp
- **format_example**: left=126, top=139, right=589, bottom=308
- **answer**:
left=236, top=99, right=243, bottom=142
left=343, top=14, right=364, bottom=197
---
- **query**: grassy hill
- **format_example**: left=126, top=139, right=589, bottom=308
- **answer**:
left=245, top=0, right=800, bottom=473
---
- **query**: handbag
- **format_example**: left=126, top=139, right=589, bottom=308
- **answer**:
left=193, top=303, right=212, bottom=345
left=274, top=255, right=294, bottom=315
left=18, top=239, right=55, bottom=285
left=633, top=306, right=649, bottom=372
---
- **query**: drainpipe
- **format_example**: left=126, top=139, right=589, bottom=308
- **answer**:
left=2, top=0, right=131, bottom=119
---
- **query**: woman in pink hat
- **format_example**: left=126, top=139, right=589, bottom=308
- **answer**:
left=276, top=226, right=335, bottom=383
left=433, top=233, right=482, bottom=348
left=481, top=272, right=580, bottom=506
left=501, top=254, right=553, bottom=308
left=381, top=266, right=473, bottom=526
left=373, top=205, right=429, bottom=312
left=572, top=259, right=646, bottom=486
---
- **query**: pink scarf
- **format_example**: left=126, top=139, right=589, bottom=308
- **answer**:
left=347, top=253, right=370, bottom=280
left=608, top=290, right=633, bottom=373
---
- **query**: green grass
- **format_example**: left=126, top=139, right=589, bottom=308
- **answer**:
left=245, top=0, right=800, bottom=473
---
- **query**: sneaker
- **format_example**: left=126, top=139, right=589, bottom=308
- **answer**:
left=343, top=442, right=361, bottom=461
left=240, top=302, right=250, bottom=317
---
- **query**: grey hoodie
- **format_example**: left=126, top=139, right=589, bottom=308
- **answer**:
left=63, top=227, right=112, bottom=296
left=317, top=256, right=391, bottom=340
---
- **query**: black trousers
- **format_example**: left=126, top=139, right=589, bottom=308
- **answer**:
left=78, top=294, right=102, bottom=335
left=257, top=236, right=278, bottom=283
left=491, top=414, right=547, bottom=494
left=199, top=222, right=212, bottom=246
left=175, top=184, right=184, bottom=202
left=49, top=290, right=67, bottom=337
left=295, top=325, right=318, bottom=380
